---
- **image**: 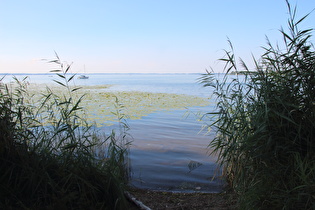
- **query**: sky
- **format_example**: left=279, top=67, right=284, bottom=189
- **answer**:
left=0, top=0, right=314, bottom=74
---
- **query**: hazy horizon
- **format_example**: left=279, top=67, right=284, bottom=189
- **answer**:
left=0, top=1, right=314, bottom=74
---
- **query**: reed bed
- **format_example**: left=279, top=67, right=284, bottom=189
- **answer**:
left=200, top=2, right=315, bottom=209
left=0, top=56, right=130, bottom=209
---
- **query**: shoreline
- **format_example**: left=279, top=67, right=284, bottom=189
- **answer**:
left=127, top=187, right=237, bottom=210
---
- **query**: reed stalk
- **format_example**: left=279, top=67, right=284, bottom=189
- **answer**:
left=0, top=55, right=130, bottom=209
left=200, top=1, right=315, bottom=209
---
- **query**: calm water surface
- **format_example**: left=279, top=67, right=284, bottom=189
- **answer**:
left=3, top=73, right=225, bottom=192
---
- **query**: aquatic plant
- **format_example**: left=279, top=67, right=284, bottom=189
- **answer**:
left=26, top=83, right=210, bottom=126
left=0, top=55, right=130, bottom=209
left=200, top=1, right=315, bottom=209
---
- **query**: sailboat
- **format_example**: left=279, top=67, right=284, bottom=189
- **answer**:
left=78, top=74, right=89, bottom=79
left=78, top=65, right=89, bottom=79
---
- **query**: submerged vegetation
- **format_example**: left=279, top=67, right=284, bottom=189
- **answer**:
left=25, top=84, right=210, bottom=126
left=0, top=57, right=130, bottom=209
left=201, top=2, right=315, bottom=209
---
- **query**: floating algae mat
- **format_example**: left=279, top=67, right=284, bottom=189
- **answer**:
left=26, top=84, right=210, bottom=126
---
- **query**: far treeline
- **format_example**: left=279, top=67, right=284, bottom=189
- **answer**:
left=200, top=1, right=315, bottom=209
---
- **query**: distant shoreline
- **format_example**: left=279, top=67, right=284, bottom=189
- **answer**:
left=0, top=72, right=227, bottom=75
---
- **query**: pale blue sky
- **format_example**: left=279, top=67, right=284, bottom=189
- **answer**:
left=0, top=0, right=314, bottom=73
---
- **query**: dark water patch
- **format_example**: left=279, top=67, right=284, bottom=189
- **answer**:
left=125, top=108, right=223, bottom=193
left=129, top=149, right=223, bottom=193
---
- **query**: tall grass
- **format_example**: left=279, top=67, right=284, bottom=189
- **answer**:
left=0, top=55, right=130, bottom=209
left=200, top=2, right=315, bottom=209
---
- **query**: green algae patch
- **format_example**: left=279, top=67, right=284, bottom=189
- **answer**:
left=81, top=84, right=114, bottom=90
left=25, top=84, right=210, bottom=126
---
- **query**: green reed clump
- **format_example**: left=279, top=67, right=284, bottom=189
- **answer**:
left=0, top=56, right=130, bottom=209
left=200, top=2, right=315, bottom=209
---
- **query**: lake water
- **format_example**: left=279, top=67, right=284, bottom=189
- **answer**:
left=2, top=73, right=224, bottom=193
